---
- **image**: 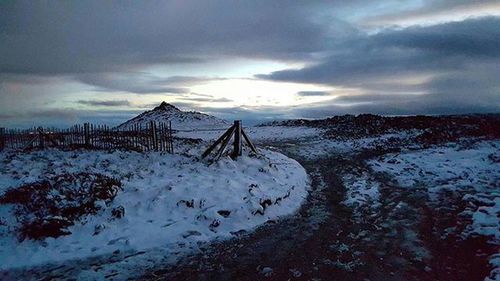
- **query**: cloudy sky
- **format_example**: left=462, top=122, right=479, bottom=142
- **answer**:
left=1, top=0, right=499, bottom=127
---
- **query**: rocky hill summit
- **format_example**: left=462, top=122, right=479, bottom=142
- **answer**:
left=118, top=102, right=229, bottom=130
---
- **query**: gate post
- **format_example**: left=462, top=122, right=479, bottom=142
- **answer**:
left=232, top=120, right=242, bottom=159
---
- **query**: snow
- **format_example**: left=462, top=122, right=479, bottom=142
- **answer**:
left=175, top=125, right=325, bottom=143
left=290, top=132, right=418, bottom=160
left=118, top=102, right=229, bottom=130
left=1, top=112, right=498, bottom=279
left=342, top=174, right=380, bottom=208
left=368, top=140, right=500, bottom=279
left=369, top=141, right=499, bottom=219
left=487, top=254, right=500, bottom=281
left=0, top=148, right=309, bottom=272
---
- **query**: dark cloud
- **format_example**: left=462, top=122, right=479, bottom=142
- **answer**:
left=76, top=73, right=189, bottom=94
left=363, top=0, right=500, bottom=26
left=1, top=1, right=498, bottom=125
left=297, top=91, right=332, bottom=97
left=291, top=96, right=498, bottom=118
left=0, top=108, right=141, bottom=128
left=260, top=18, right=500, bottom=86
left=0, top=1, right=341, bottom=75
left=371, top=17, right=500, bottom=58
left=260, top=17, right=500, bottom=115
left=72, top=74, right=230, bottom=94
left=77, top=100, right=131, bottom=107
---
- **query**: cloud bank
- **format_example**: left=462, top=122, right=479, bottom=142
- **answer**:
left=0, top=1, right=498, bottom=126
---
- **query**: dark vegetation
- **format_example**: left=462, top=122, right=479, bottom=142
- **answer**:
left=261, top=114, right=500, bottom=145
left=0, top=173, right=122, bottom=240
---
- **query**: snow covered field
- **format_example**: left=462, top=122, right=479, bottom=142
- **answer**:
left=175, top=125, right=325, bottom=142
left=369, top=141, right=499, bottom=241
left=1, top=111, right=498, bottom=280
left=368, top=140, right=500, bottom=280
left=0, top=148, right=308, bottom=273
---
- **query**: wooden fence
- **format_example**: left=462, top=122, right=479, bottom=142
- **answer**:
left=0, top=121, right=174, bottom=153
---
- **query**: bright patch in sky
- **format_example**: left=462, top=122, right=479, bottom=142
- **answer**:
left=189, top=79, right=335, bottom=107
left=145, top=58, right=305, bottom=80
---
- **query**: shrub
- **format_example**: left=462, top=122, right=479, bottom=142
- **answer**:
left=0, top=172, right=122, bottom=240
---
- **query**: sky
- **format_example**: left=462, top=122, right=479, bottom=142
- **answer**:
left=0, top=0, right=499, bottom=127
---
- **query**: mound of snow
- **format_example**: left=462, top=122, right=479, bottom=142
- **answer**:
left=0, top=148, right=308, bottom=270
left=117, top=102, right=229, bottom=130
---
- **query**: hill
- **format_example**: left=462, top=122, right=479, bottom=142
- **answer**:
left=117, top=102, right=229, bottom=130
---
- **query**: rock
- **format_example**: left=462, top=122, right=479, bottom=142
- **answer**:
left=182, top=230, right=202, bottom=238
left=94, top=224, right=106, bottom=235
left=289, top=268, right=302, bottom=277
left=209, top=219, right=220, bottom=230
left=111, top=206, right=125, bottom=219
left=217, top=210, right=231, bottom=218
left=259, top=266, right=273, bottom=277
left=230, top=229, right=247, bottom=236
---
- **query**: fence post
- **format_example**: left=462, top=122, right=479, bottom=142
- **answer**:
left=169, top=121, right=174, bottom=154
left=0, top=127, right=4, bottom=151
left=232, top=120, right=242, bottom=159
left=150, top=120, right=158, bottom=151
left=38, top=127, right=44, bottom=149
left=84, top=123, right=90, bottom=148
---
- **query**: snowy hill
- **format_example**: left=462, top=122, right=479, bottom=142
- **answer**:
left=118, top=102, right=229, bottom=130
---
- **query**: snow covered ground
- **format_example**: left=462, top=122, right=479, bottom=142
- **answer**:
left=342, top=173, right=381, bottom=209
left=369, top=141, right=499, bottom=241
left=175, top=125, right=325, bottom=143
left=368, top=140, right=500, bottom=280
left=289, top=131, right=419, bottom=160
left=1, top=113, right=498, bottom=280
left=0, top=148, right=308, bottom=275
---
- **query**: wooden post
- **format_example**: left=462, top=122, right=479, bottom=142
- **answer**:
left=38, top=127, right=44, bottom=149
left=0, top=127, right=5, bottom=151
left=232, top=120, right=242, bottom=159
left=84, top=123, right=90, bottom=148
left=202, top=120, right=258, bottom=160
left=169, top=121, right=174, bottom=154
left=202, top=124, right=235, bottom=158
left=216, top=126, right=235, bottom=160
left=150, top=120, right=158, bottom=151
left=241, top=129, right=258, bottom=154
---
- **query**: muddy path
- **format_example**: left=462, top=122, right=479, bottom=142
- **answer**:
left=142, top=142, right=495, bottom=281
